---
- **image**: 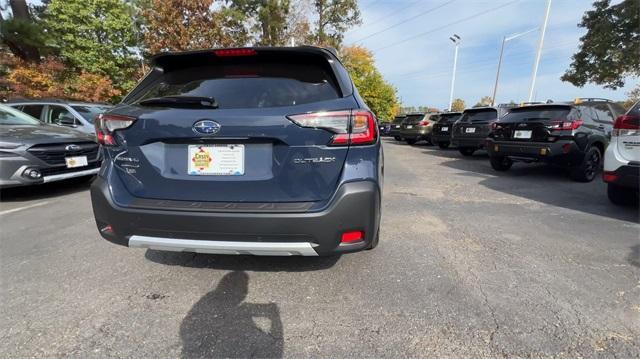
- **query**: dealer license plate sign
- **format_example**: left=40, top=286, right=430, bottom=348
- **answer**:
left=65, top=156, right=88, bottom=168
left=514, top=130, right=532, bottom=139
left=188, top=145, right=244, bottom=176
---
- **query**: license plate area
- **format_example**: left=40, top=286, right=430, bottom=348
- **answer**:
left=465, top=127, right=476, bottom=133
left=406, top=125, right=413, bottom=129
left=441, top=126, right=449, bottom=132
left=65, top=156, right=88, bottom=168
left=188, top=144, right=244, bottom=176
left=513, top=130, right=532, bottom=139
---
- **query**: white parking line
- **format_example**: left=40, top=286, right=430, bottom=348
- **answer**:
left=0, top=201, right=51, bottom=216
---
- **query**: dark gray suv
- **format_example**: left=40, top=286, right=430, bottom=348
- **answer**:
left=90, top=46, right=383, bottom=256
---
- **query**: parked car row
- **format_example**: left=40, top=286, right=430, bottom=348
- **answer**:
left=0, top=99, right=110, bottom=189
left=385, top=98, right=639, bottom=205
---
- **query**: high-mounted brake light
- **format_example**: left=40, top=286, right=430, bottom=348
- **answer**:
left=287, top=110, right=377, bottom=146
left=95, top=114, right=136, bottom=146
left=213, top=48, right=257, bottom=57
left=612, top=114, right=640, bottom=137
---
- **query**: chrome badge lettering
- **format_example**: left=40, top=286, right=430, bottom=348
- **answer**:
left=293, top=157, right=336, bottom=164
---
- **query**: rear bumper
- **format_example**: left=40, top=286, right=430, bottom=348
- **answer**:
left=90, top=177, right=381, bottom=256
left=486, top=139, right=583, bottom=165
left=400, top=127, right=432, bottom=140
left=603, top=164, right=640, bottom=189
left=451, top=136, right=487, bottom=149
left=432, top=132, right=452, bottom=143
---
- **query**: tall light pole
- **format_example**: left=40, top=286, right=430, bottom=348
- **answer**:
left=528, top=0, right=552, bottom=102
left=491, top=27, right=538, bottom=106
left=448, top=34, right=461, bottom=111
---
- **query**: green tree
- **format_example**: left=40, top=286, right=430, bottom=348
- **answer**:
left=40, top=0, right=140, bottom=92
left=314, top=0, right=361, bottom=47
left=0, top=0, right=52, bottom=62
left=451, top=98, right=466, bottom=112
left=341, top=45, right=398, bottom=121
left=561, top=0, right=640, bottom=89
left=232, top=0, right=291, bottom=46
left=474, top=96, right=492, bottom=107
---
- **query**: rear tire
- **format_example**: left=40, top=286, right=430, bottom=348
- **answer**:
left=607, top=183, right=638, bottom=206
left=438, top=141, right=450, bottom=149
left=490, top=156, right=513, bottom=171
left=459, top=147, right=475, bottom=156
left=394, top=136, right=402, bottom=141
left=570, top=146, right=601, bottom=182
left=366, top=227, right=379, bottom=250
left=406, top=139, right=417, bottom=145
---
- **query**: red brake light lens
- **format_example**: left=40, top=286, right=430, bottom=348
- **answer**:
left=287, top=110, right=377, bottom=146
left=95, top=114, right=136, bottom=146
left=213, top=48, right=257, bottom=57
left=602, top=171, right=618, bottom=183
left=550, top=119, right=583, bottom=131
left=341, top=230, right=364, bottom=243
left=613, top=114, right=640, bottom=130
left=419, top=120, right=430, bottom=126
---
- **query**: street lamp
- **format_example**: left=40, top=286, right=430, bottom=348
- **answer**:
left=491, top=27, right=538, bottom=106
left=448, top=34, right=461, bottom=112
left=528, top=0, right=552, bottom=102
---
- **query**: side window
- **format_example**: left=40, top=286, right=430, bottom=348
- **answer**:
left=45, top=105, right=77, bottom=125
left=19, top=105, right=44, bottom=120
left=592, top=104, right=615, bottom=124
left=576, top=106, right=596, bottom=123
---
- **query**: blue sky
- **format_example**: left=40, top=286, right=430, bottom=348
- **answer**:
left=344, top=0, right=638, bottom=109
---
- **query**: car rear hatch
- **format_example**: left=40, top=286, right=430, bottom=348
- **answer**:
left=492, top=105, right=575, bottom=143
left=613, top=103, right=640, bottom=162
left=433, top=113, right=460, bottom=134
left=454, top=108, right=498, bottom=138
left=100, top=48, right=363, bottom=204
left=401, top=114, right=427, bottom=131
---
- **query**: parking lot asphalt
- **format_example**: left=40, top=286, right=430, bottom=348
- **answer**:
left=1, top=137, right=639, bottom=358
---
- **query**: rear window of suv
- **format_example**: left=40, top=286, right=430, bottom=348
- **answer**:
left=404, top=114, right=426, bottom=124
left=435, top=113, right=461, bottom=123
left=458, top=109, right=498, bottom=123
left=132, top=62, right=340, bottom=109
left=500, top=106, right=571, bottom=123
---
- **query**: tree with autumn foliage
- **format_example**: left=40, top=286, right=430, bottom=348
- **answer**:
left=340, top=45, right=398, bottom=121
left=451, top=98, right=466, bottom=112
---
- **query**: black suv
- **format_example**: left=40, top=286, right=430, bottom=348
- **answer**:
left=451, top=105, right=513, bottom=156
left=486, top=99, right=625, bottom=182
left=431, top=112, right=462, bottom=149
left=389, top=115, right=406, bottom=140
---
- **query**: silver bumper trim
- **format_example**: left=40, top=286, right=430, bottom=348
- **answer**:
left=128, top=235, right=319, bottom=256
left=43, top=168, right=99, bottom=183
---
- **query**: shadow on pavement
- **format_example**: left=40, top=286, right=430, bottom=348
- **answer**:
left=438, top=156, right=639, bottom=223
left=180, top=271, right=283, bottom=358
left=145, top=249, right=340, bottom=272
left=0, top=177, right=93, bottom=202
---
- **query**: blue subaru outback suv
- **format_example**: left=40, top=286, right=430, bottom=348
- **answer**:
left=90, top=47, right=382, bottom=256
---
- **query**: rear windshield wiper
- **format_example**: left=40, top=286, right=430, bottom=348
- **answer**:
left=138, top=96, right=219, bottom=109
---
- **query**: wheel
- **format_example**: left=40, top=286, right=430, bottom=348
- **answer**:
left=406, top=138, right=417, bottom=145
left=394, top=136, right=402, bottom=141
left=459, top=147, right=475, bottom=156
left=570, top=146, right=601, bottom=182
left=366, top=227, right=379, bottom=250
left=438, top=141, right=450, bottom=149
left=490, top=155, right=513, bottom=171
left=607, top=183, right=638, bottom=206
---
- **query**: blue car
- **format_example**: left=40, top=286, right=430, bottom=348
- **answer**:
left=90, top=47, right=383, bottom=256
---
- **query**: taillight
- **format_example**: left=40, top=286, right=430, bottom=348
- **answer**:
left=550, top=119, right=583, bottom=131
left=602, top=171, right=618, bottom=183
left=612, top=114, right=640, bottom=137
left=95, top=114, right=136, bottom=146
left=419, top=120, right=430, bottom=126
left=287, top=110, right=377, bottom=146
left=213, top=48, right=256, bottom=57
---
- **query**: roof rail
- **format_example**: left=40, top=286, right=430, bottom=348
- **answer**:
left=577, top=97, right=612, bottom=103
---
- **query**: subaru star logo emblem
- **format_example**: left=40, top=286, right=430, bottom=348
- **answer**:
left=193, top=120, right=221, bottom=135
left=65, top=144, right=81, bottom=151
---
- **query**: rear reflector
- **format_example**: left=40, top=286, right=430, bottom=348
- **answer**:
left=341, top=230, right=364, bottom=243
left=213, top=48, right=257, bottom=57
left=603, top=172, right=618, bottom=183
